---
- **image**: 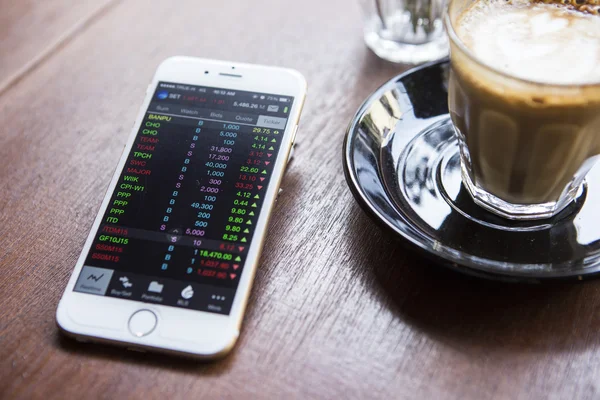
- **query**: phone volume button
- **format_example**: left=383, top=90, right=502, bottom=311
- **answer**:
left=291, top=125, right=299, bottom=145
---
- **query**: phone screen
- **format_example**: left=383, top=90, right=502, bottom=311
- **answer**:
left=73, top=82, right=295, bottom=315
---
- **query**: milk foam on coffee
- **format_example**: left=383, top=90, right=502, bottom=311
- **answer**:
left=456, top=0, right=600, bottom=85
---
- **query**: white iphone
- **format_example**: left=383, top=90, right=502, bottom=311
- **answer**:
left=56, top=57, right=307, bottom=359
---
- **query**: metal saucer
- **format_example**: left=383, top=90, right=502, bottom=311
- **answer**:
left=343, top=59, right=600, bottom=282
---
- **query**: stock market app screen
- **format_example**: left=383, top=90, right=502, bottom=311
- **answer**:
left=73, top=82, right=295, bottom=315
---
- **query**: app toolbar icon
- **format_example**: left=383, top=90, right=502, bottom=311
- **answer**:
left=148, top=281, right=164, bottom=293
left=181, top=285, right=194, bottom=300
left=87, top=273, right=104, bottom=282
left=267, top=105, right=279, bottom=112
left=156, top=90, right=168, bottom=100
left=119, top=276, right=132, bottom=288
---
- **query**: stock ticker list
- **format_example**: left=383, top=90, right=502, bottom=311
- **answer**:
left=74, top=82, right=294, bottom=314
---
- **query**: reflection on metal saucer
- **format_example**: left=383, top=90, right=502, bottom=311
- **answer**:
left=343, top=59, right=600, bottom=282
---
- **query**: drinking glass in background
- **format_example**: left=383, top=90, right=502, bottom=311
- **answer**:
left=361, top=0, right=448, bottom=64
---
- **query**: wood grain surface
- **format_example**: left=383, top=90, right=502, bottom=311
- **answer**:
left=0, top=0, right=118, bottom=94
left=1, top=0, right=600, bottom=399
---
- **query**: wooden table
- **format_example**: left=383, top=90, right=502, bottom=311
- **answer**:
left=2, top=0, right=599, bottom=398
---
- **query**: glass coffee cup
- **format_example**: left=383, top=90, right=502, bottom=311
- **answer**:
left=444, top=0, right=600, bottom=220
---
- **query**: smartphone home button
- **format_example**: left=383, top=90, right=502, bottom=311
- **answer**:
left=128, top=309, right=157, bottom=337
